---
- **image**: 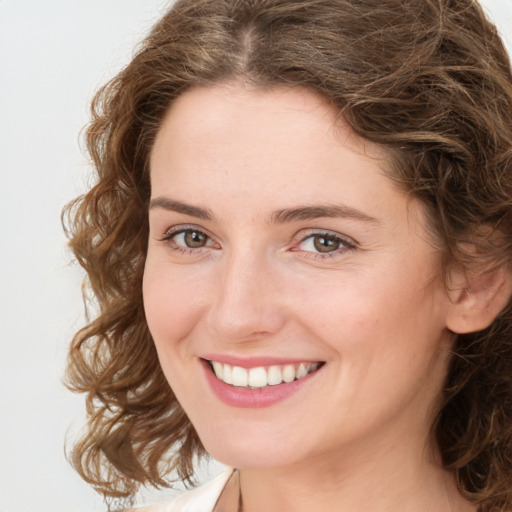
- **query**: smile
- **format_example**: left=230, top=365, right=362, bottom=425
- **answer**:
left=208, top=360, right=323, bottom=389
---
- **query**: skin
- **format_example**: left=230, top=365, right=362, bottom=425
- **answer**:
left=143, top=83, right=477, bottom=511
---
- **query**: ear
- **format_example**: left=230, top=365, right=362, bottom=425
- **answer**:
left=446, top=263, right=512, bottom=334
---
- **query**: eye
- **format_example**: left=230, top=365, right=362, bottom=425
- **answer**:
left=295, top=231, right=356, bottom=256
left=303, top=234, right=341, bottom=253
left=175, top=230, right=209, bottom=248
left=159, top=227, right=219, bottom=253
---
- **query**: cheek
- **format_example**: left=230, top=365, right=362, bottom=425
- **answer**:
left=289, top=273, right=384, bottom=335
left=293, top=266, right=444, bottom=360
left=142, top=259, right=205, bottom=351
left=142, top=262, right=208, bottom=406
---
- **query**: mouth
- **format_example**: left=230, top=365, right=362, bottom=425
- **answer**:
left=205, top=359, right=325, bottom=389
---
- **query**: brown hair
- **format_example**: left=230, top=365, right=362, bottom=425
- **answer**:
left=63, top=0, right=512, bottom=509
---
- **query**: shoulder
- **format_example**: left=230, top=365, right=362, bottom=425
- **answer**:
left=129, top=468, right=234, bottom=512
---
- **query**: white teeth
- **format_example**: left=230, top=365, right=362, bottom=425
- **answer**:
left=210, top=360, right=321, bottom=388
left=267, top=365, right=282, bottom=386
left=248, top=367, right=267, bottom=388
left=223, top=364, right=233, bottom=385
left=212, top=361, right=224, bottom=380
left=232, top=366, right=248, bottom=387
left=282, top=364, right=295, bottom=383
left=296, top=363, right=308, bottom=379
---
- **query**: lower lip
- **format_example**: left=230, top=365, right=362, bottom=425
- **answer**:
left=200, top=359, right=322, bottom=408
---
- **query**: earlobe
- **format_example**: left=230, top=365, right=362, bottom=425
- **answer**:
left=445, top=263, right=512, bottom=334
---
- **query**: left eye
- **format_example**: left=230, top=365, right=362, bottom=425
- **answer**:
left=298, top=233, right=350, bottom=254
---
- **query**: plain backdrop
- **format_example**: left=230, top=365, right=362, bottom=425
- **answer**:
left=0, top=1, right=511, bottom=511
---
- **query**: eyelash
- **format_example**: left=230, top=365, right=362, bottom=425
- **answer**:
left=158, top=226, right=357, bottom=259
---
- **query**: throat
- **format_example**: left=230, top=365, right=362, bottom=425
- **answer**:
left=231, top=461, right=477, bottom=512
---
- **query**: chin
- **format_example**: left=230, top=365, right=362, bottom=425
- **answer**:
left=209, top=446, right=299, bottom=470
left=198, top=426, right=304, bottom=470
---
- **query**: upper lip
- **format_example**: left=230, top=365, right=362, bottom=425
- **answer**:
left=201, top=354, right=324, bottom=368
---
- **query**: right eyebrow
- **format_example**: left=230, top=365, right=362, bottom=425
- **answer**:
left=149, top=196, right=213, bottom=221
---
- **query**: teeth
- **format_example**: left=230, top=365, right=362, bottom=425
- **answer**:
left=223, top=364, right=233, bottom=385
left=248, top=367, right=267, bottom=388
left=296, top=363, right=308, bottom=379
left=212, top=361, right=224, bottom=380
left=267, top=365, right=282, bottom=386
left=210, top=360, right=321, bottom=389
left=232, top=366, right=248, bottom=387
left=282, top=364, right=295, bottom=383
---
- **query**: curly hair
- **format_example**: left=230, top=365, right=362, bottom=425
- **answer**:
left=63, top=0, right=512, bottom=509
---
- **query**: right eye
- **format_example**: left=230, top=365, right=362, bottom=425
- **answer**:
left=160, top=227, right=219, bottom=253
left=172, top=229, right=209, bottom=248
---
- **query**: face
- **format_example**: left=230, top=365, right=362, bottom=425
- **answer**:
left=143, top=84, right=455, bottom=470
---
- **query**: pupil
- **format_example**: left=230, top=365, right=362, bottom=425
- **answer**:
left=184, top=231, right=207, bottom=247
left=314, top=235, right=339, bottom=253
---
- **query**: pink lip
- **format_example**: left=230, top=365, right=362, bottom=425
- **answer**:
left=199, top=358, right=323, bottom=409
left=201, top=353, right=320, bottom=368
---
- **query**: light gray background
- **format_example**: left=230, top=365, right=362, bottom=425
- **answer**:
left=0, top=1, right=510, bottom=511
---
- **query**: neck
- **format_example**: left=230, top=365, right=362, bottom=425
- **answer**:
left=237, top=432, right=476, bottom=512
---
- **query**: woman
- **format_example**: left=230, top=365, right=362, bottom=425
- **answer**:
left=64, top=0, right=512, bottom=511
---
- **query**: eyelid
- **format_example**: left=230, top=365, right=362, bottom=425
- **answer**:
left=295, top=227, right=356, bottom=244
left=159, top=223, right=210, bottom=239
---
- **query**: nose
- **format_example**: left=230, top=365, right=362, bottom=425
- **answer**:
left=206, top=246, right=287, bottom=343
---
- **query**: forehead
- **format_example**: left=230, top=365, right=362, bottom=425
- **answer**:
left=149, top=83, right=422, bottom=223
left=150, top=83, right=392, bottom=192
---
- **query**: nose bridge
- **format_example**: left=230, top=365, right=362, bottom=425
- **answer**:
left=207, top=242, right=284, bottom=341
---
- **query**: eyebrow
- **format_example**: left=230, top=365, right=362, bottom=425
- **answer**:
left=271, top=205, right=379, bottom=224
left=149, top=197, right=212, bottom=220
left=149, top=196, right=379, bottom=224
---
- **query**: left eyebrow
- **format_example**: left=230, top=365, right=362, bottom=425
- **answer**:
left=270, top=204, right=379, bottom=224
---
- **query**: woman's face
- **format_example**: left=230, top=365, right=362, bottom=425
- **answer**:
left=144, top=84, right=455, bottom=470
